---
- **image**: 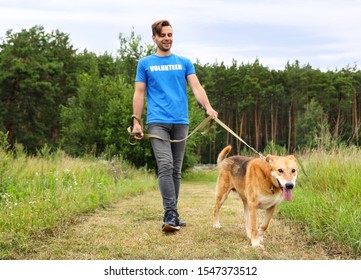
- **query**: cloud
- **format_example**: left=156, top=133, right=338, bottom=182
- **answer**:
left=1, top=0, right=360, bottom=70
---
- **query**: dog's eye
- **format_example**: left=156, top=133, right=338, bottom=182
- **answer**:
left=278, top=169, right=284, bottom=173
left=292, top=169, right=296, bottom=173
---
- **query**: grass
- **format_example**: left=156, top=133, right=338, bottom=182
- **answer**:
left=183, top=166, right=218, bottom=183
left=0, top=147, right=157, bottom=259
left=0, top=142, right=360, bottom=259
left=17, top=182, right=345, bottom=260
left=278, top=147, right=361, bottom=256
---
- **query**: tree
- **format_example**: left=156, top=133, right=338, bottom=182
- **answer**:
left=296, top=99, right=325, bottom=148
left=0, top=26, right=77, bottom=153
left=282, top=61, right=309, bottom=152
left=60, top=31, right=157, bottom=168
left=117, top=28, right=154, bottom=84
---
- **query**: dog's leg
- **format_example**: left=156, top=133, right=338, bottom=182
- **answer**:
left=249, top=203, right=263, bottom=248
left=243, top=201, right=251, bottom=239
left=213, top=183, right=231, bottom=228
left=258, top=205, right=276, bottom=244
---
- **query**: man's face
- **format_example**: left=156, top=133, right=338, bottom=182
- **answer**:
left=153, top=26, right=173, bottom=52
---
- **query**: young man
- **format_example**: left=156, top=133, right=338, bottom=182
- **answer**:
left=132, top=19, right=218, bottom=232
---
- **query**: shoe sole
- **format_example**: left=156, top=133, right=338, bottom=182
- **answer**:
left=162, top=224, right=181, bottom=232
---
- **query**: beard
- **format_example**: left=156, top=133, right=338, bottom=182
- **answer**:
left=156, top=40, right=172, bottom=52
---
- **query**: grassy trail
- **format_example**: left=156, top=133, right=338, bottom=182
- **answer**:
left=23, top=182, right=350, bottom=260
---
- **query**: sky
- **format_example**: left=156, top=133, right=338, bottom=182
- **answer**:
left=1, top=0, right=360, bottom=71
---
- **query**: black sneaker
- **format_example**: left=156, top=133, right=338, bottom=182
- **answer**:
left=162, top=211, right=180, bottom=232
left=178, top=220, right=186, bottom=227
left=174, top=210, right=186, bottom=227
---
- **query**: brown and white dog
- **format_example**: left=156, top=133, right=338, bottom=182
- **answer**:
left=213, top=145, right=298, bottom=248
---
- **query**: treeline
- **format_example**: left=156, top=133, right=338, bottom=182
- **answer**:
left=1, top=25, right=361, bottom=168
left=196, top=59, right=361, bottom=162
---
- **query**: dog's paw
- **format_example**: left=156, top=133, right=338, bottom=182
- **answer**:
left=251, top=240, right=264, bottom=248
left=213, top=223, right=222, bottom=228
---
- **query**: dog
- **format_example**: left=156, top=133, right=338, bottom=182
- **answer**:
left=213, top=145, right=298, bottom=248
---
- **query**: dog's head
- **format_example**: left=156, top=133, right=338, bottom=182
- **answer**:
left=266, top=155, right=298, bottom=201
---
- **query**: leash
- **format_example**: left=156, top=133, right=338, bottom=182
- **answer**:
left=128, top=115, right=214, bottom=145
left=128, top=115, right=264, bottom=158
left=212, top=117, right=265, bottom=158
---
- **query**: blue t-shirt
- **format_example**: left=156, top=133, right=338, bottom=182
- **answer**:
left=135, top=53, right=196, bottom=124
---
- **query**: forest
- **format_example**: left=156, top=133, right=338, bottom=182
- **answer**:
left=1, top=25, right=361, bottom=169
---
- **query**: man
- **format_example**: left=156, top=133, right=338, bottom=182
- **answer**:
left=132, top=19, right=218, bottom=232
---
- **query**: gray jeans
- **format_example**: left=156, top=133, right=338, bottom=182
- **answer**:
left=148, top=123, right=189, bottom=215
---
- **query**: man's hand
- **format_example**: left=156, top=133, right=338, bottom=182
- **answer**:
left=206, top=107, right=218, bottom=119
left=131, top=121, right=144, bottom=141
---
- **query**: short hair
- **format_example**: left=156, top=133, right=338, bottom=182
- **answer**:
left=151, top=20, right=172, bottom=36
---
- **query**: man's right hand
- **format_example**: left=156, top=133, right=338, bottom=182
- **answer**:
left=132, top=122, right=144, bottom=140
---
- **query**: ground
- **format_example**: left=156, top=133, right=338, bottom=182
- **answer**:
left=24, top=182, right=351, bottom=260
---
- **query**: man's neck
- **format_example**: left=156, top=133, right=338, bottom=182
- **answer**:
left=156, top=49, right=171, bottom=57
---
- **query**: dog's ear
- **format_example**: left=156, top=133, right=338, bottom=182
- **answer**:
left=266, top=155, right=274, bottom=165
left=287, top=155, right=296, bottom=160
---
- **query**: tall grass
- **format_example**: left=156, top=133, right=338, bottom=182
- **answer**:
left=0, top=143, right=157, bottom=259
left=183, top=166, right=218, bottom=182
left=278, top=147, right=361, bottom=256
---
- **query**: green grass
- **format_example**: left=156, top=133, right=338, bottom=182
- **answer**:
left=0, top=144, right=360, bottom=259
left=183, top=167, right=218, bottom=182
left=0, top=148, right=157, bottom=259
left=278, top=147, right=361, bottom=256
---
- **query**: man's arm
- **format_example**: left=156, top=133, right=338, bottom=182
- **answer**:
left=132, top=81, right=146, bottom=140
left=187, top=74, right=218, bottom=118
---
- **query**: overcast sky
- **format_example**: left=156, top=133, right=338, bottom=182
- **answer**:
left=1, top=0, right=360, bottom=71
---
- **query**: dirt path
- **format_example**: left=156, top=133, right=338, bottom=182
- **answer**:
left=25, top=183, right=346, bottom=260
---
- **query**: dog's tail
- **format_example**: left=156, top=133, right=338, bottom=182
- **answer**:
left=217, top=145, right=232, bottom=166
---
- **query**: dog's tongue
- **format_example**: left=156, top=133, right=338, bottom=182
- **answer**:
left=283, top=188, right=292, bottom=201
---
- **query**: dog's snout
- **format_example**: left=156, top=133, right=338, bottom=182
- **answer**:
left=285, top=183, right=294, bottom=189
